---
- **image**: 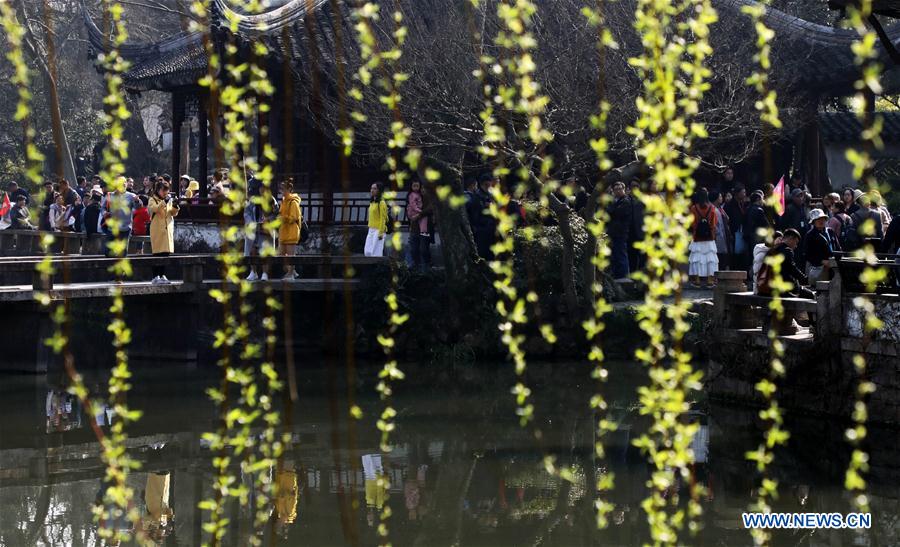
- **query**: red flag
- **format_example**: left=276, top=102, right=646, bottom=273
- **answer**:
left=0, top=193, right=10, bottom=217
left=772, top=176, right=785, bottom=216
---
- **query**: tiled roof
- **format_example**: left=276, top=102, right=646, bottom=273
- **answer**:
left=818, top=111, right=900, bottom=142
left=85, top=0, right=900, bottom=95
left=829, top=1, right=900, bottom=18
left=121, top=42, right=208, bottom=92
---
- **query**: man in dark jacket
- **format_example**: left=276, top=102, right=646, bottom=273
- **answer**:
left=6, top=181, right=29, bottom=205
left=849, top=193, right=884, bottom=245
left=772, top=229, right=813, bottom=299
left=607, top=181, right=632, bottom=280
left=882, top=216, right=900, bottom=254
left=777, top=188, right=809, bottom=234
left=82, top=192, right=103, bottom=235
left=744, top=191, right=770, bottom=249
left=628, top=179, right=645, bottom=273
left=724, top=185, right=749, bottom=270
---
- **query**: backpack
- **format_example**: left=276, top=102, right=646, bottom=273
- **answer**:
left=385, top=202, right=395, bottom=235
left=756, top=258, right=773, bottom=296
left=694, top=206, right=713, bottom=240
left=835, top=214, right=854, bottom=250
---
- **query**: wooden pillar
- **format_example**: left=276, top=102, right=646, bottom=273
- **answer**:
left=179, top=120, right=191, bottom=187
left=172, top=91, right=185, bottom=183
left=198, top=93, right=208, bottom=195
left=805, top=121, right=824, bottom=196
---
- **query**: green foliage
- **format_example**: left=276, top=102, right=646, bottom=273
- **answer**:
left=581, top=0, right=619, bottom=528
left=739, top=3, right=790, bottom=545
left=348, top=2, right=426, bottom=544
left=3, top=0, right=892, bottom=542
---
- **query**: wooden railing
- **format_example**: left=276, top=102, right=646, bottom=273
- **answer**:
left=174, top=194, right=409, bottom=226
left=0, top=230, right=150, bottom=256
left=0, top=254, right=388, bottom=291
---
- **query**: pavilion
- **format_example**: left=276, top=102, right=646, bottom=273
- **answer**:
left=83, top=0, right=900, bottom=198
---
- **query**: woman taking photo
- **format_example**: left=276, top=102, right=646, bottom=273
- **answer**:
left=148, top=179, right=180, bottom=284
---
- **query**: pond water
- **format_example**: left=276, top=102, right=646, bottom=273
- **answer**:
left=0, top=360, right=897, bottom=546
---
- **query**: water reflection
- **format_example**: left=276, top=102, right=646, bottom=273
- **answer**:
left=0, top=363, right=897, bottom=546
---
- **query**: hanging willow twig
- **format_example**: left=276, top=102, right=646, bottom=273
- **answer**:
left=190, top=1, right=285, bottom=544
left=347, top=1, right=428, bottom=544
left=740, top=2, right=789, bottom=546
left=843, top=0, right=884, bottom=516
left=628, top=0, right=717, bottom=543
left=92, top=0, right=145, bottom=541
left=580, top=0, right=622, bottom=530
left=2, top=1, right=150, bottom=542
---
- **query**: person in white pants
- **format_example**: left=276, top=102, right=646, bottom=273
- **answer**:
left=365, top=182, right=389, bottom=257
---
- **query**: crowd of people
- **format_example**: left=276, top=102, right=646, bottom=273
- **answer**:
left=596, top=168, right=898, bottom=297
left=1, top=171, right=441, bottom=282
left=3, top=166, right=896, bottom=294
left=685, top=171, right=896, bottom=296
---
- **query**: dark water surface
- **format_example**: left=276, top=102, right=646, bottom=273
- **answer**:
left=0, top=360, right=897, bottom=546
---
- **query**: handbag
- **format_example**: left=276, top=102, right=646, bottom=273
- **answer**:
left=300, top=220, right=310, bottom=243
left=733, top=227, right=746, bottom=255
left=385, top=202, right=395, bottom=235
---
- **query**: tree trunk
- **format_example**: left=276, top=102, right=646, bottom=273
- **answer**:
left=21, top=0, right=77, bottom=182
left=43, top=71, right=77, bottom=183
left=548, top=195, right=580, bottom=322
left=420, top=163, right=489, bottom=296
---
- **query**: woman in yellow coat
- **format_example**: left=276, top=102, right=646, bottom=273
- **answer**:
left=148, top=179, right=179, bottom=284
left=365, top=182, right=389, bottom=257
left=279, top=178, right=303, bottom=280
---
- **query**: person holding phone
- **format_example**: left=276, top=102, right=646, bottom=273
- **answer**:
left=148, top=179, right=180, bottom=284
left=278, top=178, right=302, bottom=280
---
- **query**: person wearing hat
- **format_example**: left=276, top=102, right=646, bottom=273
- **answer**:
left=848, top=188, right=865, bottom=215
left=802, top=208, right=840, bottom=284
left=777, top=187, right=809, bottom=234
left=175, top=174, right=189, bottom=197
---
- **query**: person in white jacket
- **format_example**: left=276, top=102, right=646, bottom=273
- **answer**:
left=752, top=230, right=783, bottom=292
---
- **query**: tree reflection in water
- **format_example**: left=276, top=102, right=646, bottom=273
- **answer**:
left=0, top=363, right=897, bottom=546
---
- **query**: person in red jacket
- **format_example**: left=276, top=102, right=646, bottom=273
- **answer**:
left=689, top=187, right=719, bottom=289
left=132, top=194, right=151, bottom=236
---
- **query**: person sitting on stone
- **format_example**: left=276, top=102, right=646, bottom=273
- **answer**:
left=8, top=194, right=35, bottom=230
left=758, top=228, right=813, bottom=299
